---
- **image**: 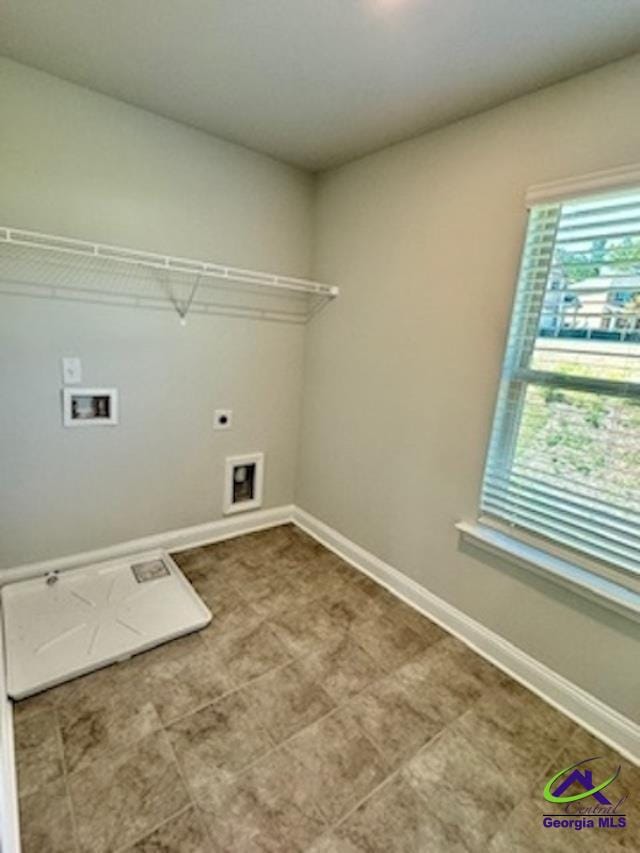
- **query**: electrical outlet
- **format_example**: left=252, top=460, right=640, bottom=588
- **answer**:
left=214, top=409, right=232, bottom=430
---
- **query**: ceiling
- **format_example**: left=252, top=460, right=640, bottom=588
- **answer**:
left=2, top=1, right=640, bottom=170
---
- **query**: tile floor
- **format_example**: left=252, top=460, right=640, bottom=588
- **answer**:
left=13, top=525, right=639, bottom=852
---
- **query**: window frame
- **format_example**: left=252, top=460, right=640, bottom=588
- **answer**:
left=474, top=168, right=640, bottom=598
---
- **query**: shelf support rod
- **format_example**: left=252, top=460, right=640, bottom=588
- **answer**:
left=178, top=273, right=201, bottom=324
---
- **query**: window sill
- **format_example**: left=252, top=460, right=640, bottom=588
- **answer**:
left=456, top=521, right=640, bottom=624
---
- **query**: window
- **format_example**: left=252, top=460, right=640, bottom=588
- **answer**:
left=482, top=186, right=640, bottom=580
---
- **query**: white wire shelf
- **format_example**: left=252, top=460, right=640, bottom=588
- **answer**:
left=0, top=226, right=338, bottom=324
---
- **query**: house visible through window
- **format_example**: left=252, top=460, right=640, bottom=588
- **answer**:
left=481, top=187, right=640, bottom=578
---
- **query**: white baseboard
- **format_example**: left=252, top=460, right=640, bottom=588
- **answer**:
left=291, top=507, right=640, bottom=765
left=0, top=505, right=294, bottom=586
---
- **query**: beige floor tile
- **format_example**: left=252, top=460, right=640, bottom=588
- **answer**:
left=186, top=537, right=241, bottom=562
left=403, top=726, right=518, bottom=850
left=268, top=600, right=345, bottom=657
left=166, top=690, right=273, bottom=805
left=100, top=634, right=210, bottom=712
left=224, top=554, right=286, bottom=587
left=345, top=675, right=442, bottom=768
left=306, top=833, right=357, bottom=853
left=36, top=660, right=123, bottom=712
left=215, top=531, right=289, bottom=575
left=38, top=634, right=203, bottom=724
left=312, top=565, right=366, bottom=611
left=171, top=546, right=212, bottom=575
left=393, top=637, right=491, bottom=727
left=172, top=548, right=241, bottom=590
left=194, top=582, right=256, bottom=635
left=298, top=635, right=384, bottom=703
left=287, top=567, right=338, bottom=606
left=232, top=567, right=310, bottom=618
left=203, top=614, right=292, bottom=685
left=319, top=577, right=391, bottom=626
left=349, top=577, right=447, bottom=648
left=287, top=706, right=388, bottom=825
left=123, top=632, right=204, bottom=671
left=275, top=551, right=327, bottom=583
left=330, top=576, right=400, bottom=621
left=216, top=531, right=279, bottom=557
left=125, top=807, right=211, bottom=852
left=13, top=690, right=56, bottom=721
left=453, top=681, right=575, bottom=798
left=132, top=641, right=237, bottom=725
left=615, top=821, right=640, bottom=850
left=488, top=797, right=606, bottom=853
left=262, top=527, right=327, bottom=573
left=442, top=636, right=507, bottom=689
left=59, top=693, right=161, bottom=775
left=15, top=709, right=64, bottom=796
left=15, top=528, right=622, bottom=853
left=19, top=778, right=76, bottom=853
left=242, top=659, right=335, bottom=744
left=239, top=524, right=297, bottom=556
left=387, top=603, right=448, bottom=647
left=350, top=613, right=428, bottom=670
left=68, top=731, right=190, bottom=853
left=334, top=774, right=469, bottom=852
left=200, top=744, right=327, bottom=852
left=318, top=591, right=363, bottom=631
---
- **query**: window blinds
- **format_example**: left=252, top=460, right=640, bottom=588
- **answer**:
left=481, top=189, right=640, bottom=577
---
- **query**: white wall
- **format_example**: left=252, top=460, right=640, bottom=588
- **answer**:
left=298, top=54, right=640, bottom=722
left=0, top=59, right=313, bottom=567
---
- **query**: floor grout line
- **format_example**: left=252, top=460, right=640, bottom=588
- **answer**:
left=15, top=580, right=461, bottom=849
left=160, top=654, right=297, bottom=729
left=154, top=564, right=387, bottom=733
left=54, top=709, right=83, bottom=853
left=112, top=803, right=194, bottom=853
left=309, top=672, right=546, bottom=851
left=160, top=620, right=580, bottom=852
left=152, top=633, right=473, bottom=850
left=36, top=615, right=321, bottom=797
left=156, top=725, right=222, bottom=851
left=154, top=650, right=399, bottom=828
left=482, top=724, right=581, bottom=849
left=308, top=699, right=484, bottom=849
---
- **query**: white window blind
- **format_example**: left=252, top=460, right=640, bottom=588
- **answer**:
left=482, top=187, right=640, bottom=578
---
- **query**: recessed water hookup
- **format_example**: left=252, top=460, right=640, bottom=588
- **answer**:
left=62, top=387, right=118, bottom=427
